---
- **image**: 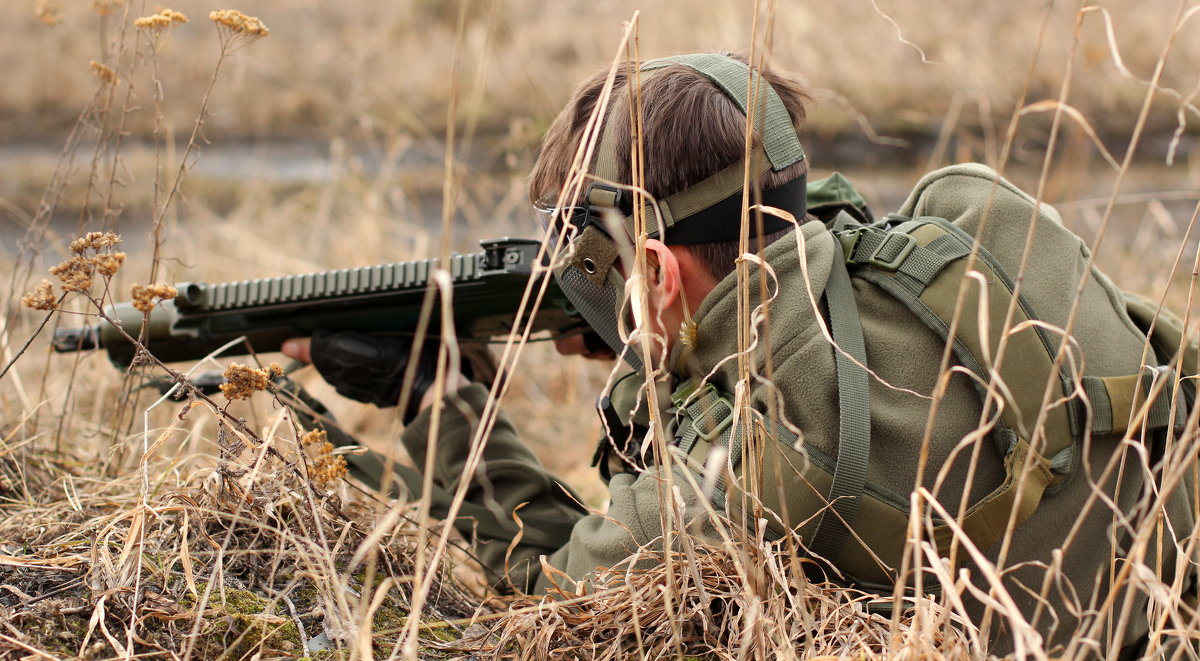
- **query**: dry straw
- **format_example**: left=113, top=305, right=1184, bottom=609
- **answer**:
left=1, top=0, right=1198, bottom=659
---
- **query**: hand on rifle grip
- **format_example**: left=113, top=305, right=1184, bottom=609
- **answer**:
left=282, top=331, right=491, bottom=423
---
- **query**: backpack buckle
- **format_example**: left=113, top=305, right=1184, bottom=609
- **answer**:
left=694, top=393, right=735, bottom=442
left=836, top=227, right=866, bottom=263
left=867, top=233, right=916, bottom=271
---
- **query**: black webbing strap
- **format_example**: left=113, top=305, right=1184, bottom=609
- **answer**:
left=809, top=235, right=873, bottom=562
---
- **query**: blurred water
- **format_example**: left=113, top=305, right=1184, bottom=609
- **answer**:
left=1, top=138, right=1197, bottom=254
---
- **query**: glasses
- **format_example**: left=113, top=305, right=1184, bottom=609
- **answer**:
left=534, top=201, right=591, bottom=241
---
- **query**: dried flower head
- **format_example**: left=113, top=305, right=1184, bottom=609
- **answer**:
left=135, top=8, right=187, bottom=29
left=48, top=232, right=126, bottom=293
left=89, top=60, right=119, bottom=85
left=90, top=0, right=123, bottom=16
left=302, top=429, right=327, bottom=447
left=69, top=231, right=121, bottom=254
left=36, top=0, right=63, bottom=26
left=130, top=283, right=178, bottom=313
left=49, top=256, right=94, bottom=293
left=134, top=14, right=168, bottom=29
left=304, top=430, right=347, bottom=490
left=95, top=252, right=126, bottom=277
left=218, top=362, right=282, bottom=400
left=209, top=9, right=269, bottom=37
left=21, top=280, right=58, bottom=311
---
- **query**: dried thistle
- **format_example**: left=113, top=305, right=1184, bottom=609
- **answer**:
left=89, top=60, right=118, bottom=85
left=20, top=281, right=57, bottom=311
left=35, top=0, right=63, bottom=26
left=130, top=283, right=178, bottom=313
left=219, top=362, right=282, bottom=401
left=209, top=9, right=269, bottom=37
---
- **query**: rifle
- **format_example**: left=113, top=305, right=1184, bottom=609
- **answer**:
left=52, top=237, right=580, bottom=367
left=50, top=236, right=585, bottom=550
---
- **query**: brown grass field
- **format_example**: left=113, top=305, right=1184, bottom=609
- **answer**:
left=0, top=0, right=1199, bottom=659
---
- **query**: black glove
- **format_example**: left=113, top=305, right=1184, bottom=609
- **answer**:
left=310, top=330, right=437, bottom=422
left=309, top=330, right=494, bottom=423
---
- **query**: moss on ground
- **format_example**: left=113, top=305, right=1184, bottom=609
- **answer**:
left=181, top=583, right=304, bottom=659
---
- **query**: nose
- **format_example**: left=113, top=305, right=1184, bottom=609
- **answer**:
left=553, top=335, right=587, bottom=356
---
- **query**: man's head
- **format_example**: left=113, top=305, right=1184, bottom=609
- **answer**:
left=532, top=53, right=812, bottom=363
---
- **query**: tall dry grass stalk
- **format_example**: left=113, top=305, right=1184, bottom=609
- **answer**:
left=0, top=1, right=1198, bottom=660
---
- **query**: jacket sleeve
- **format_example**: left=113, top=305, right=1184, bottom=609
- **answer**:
left=400, top=383, right=724, bottom=594
left=531, top=463, right=724, bottom=595
left=400, top=383, right=589, bottom=590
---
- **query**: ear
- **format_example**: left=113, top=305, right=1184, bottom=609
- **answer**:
left=644, top=238, right=680, bottom=308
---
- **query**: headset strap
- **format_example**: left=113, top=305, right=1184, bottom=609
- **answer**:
left=592, top=54, right=807, bottom=241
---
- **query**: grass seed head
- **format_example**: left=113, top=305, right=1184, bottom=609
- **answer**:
left=20, top=280, right=57, bottom=311
left=130, top=283, right=177, bottom=313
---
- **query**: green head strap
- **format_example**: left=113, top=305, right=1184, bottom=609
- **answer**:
left=591, top=53, right=808, bottom=242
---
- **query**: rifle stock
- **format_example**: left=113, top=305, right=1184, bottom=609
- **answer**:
left=53, top=238, right=580, bottom=367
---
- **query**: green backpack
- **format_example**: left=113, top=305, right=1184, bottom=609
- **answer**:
left=666, top=163, right=1194, bottom=588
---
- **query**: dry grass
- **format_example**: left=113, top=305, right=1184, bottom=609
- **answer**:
left=0, top=1, right=1199, bottom=660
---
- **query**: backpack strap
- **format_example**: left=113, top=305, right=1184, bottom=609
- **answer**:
left=669, top=221, right=873, bottom=561
left=671, top=379, right=739, bottom=499
left=1080, top=369, right=1183, bottom=436
left=809, top=248, right=872, bottom=562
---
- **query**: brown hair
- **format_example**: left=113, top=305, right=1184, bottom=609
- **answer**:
left=528, top=53, right=812, bottom=280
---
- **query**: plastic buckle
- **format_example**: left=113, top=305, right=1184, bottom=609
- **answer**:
left=836, top=228, right=865, bottom=264
left=867, top=233, right=916, bottom=271
left=695, top=393, right=735, bottom=443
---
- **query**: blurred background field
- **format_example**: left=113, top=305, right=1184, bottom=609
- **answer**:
left=0, top=0, right=1198, bottom=657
